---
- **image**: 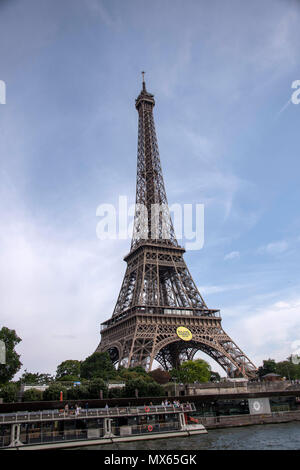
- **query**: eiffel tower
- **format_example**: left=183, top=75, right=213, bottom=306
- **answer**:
left=96, top=75, right=257, bottom=379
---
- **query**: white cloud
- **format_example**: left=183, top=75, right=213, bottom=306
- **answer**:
left=227, top=295, right=300, bottom=368
left=257, top=240, right=289, bottom=255
left=86, top=0, right=120, bottom=28
left=0, top=211, right=127, bottom=378
left=199, top=283, right=247, bottom=295
left=224, top=251, right=240, bottom=261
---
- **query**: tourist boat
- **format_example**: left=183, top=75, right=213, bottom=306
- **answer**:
left=0, top=402, right=207, bottom=450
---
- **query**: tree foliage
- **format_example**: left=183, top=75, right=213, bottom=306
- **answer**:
left=257, top=357, right=300, bottom=380
left=43, top=384, right=68, bottom=401
left=80, top=352, right=116, bottom=381
left=19, top=370, right=54, bottom=385
left=148, top=368, right=171, bottom=384
left=118, top=367, right=153, bottom=383
left=0, top=382, right=19, bottom=402
left=66, top=384, right=89, bottom=400
left=276, top=360, right=300, bottom=380
left=87, top=378, right=108, bottom=399
left=258, top=359, right=277, bottom=378
left=170, top=359, right=211, bottom=384
left=123, top=378, right=164, bottom=397
left=56, top=360, right=81, bottom=381
left=0, top=327, right=22, bottom=385
left=108, top=387, right=124, bottom=398
left=23, top=388, right=44, bottom=402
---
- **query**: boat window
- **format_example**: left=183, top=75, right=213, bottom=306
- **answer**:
left=165, top=413, right=178, bottom=423
left=86, top=418, right=103, bottom=428
left=128, top=416, right=138, bottom=426
left=0, top=424, right=11, bottom=447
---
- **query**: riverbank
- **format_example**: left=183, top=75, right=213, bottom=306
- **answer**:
left=197, top=409, right=300, bottom=429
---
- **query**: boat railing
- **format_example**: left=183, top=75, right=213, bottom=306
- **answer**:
left=0, top=403, right=195, bottom=424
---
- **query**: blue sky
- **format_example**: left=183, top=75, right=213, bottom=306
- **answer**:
left=0, top=0, right=300, bottom=377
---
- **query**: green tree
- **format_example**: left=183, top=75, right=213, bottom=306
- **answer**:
left=87, top=378, right=108, bottom=399
left=257, top=357, right=300, bottom=380
left=23, top=388, right=44, bottom=402
left=276, top=360, right=300, bottom=380
left=67, top=384, right=89, bottom=400
left=122, top=378, right=164, bottom=398
left=108, top=387, right=124, bottom=398
left=0, top=327, right=22, bottom=385
left=80, top=352, right=116, bottom=381
left=145, top=381, right=165, bottom=397
left=43, top=384, right=67, bottom=401
left=0, top=382, right=19, bottom=402
left=170, top=359, right=211, bottom=384
left=127, top=366, right=148, bottom=377
left=122, top=378, right=149, bottom=398
left=56, top=360, right=81, bottom=381
left=118, top=368, right=153, bottom=383
left=56, top=375, right=80, bottom=382
left=258, top=359, right=277, bottom=378
left=19, top=370, right=54, bottom=385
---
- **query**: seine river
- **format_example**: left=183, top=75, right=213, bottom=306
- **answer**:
left=78, top=422, right=300, bottom=450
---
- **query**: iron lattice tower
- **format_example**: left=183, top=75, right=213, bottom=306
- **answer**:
left=96, top=77, right=257, bottom=379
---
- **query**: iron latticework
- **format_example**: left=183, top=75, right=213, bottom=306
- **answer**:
left=96, top=77, right=257, bottom=379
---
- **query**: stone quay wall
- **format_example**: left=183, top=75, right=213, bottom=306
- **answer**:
left=197, top=409, right=300, bottom=430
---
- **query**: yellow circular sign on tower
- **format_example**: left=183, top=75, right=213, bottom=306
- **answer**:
left=176, top=326, right=192, bottom=341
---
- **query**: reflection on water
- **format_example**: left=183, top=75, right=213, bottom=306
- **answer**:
left=77, top=422, right=300, bottom=450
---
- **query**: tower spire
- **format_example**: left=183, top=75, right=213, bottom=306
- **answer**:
left=133, top=77, right=176, bottom=249
left=141, top=71, right=147, bottom=93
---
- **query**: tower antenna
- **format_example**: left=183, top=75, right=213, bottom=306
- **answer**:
left=141, top=71, right=146, bottom=91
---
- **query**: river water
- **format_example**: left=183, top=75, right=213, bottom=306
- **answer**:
left=79, top=422, right=300, bottom=450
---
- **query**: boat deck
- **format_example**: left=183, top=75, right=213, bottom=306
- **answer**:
left=0, top=403, right=195, bottom=424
